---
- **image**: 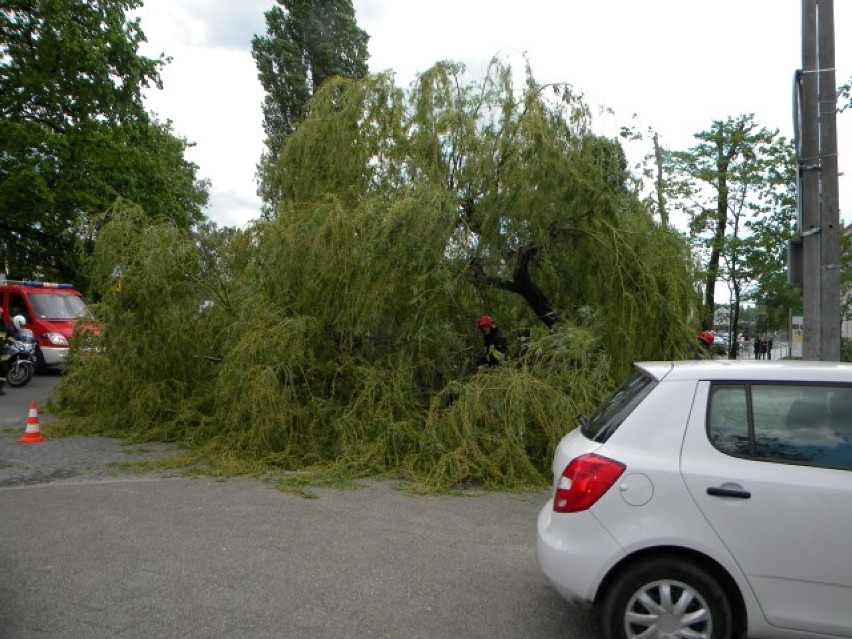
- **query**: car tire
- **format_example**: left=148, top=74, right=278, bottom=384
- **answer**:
left=598, top=555, right=733, bottom=639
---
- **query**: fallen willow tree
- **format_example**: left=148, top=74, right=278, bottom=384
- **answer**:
left=54, top=60, right=698, bottom=491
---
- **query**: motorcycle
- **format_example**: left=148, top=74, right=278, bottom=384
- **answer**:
left=6, top=328, right=37, bottom=388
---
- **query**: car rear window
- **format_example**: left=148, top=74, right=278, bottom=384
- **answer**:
left=708, top=382, right=852, bottom=470
left=581, top=369, right=656, bottom=442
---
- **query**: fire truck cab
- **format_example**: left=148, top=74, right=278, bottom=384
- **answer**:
left=0, top=279, right=90, bottom=369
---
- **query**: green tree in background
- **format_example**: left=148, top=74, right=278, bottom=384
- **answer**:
left=739, top=158, right=800, bottom=332
left=251, top=0, right=369, bottom=211
left=669, top=115, right=797, bottom=350
left=0, top=0, right=208, bottom=284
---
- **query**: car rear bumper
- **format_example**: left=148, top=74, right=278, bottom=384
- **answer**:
left=536, top=498, right=624, bottom=606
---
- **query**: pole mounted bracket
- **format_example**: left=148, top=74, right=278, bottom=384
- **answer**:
left=800, top=227, right=821, bottom=237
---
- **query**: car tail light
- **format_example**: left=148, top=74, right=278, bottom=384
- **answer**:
left=553, top=454, right=626, bottom=513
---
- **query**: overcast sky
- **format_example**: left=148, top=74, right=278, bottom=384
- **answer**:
left=134, top=0, right=852, bottom=229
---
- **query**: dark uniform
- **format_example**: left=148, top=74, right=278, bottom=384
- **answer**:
left=483, top=325, right=508, bottom=366
left=695, top=331, right=714, bottom=360
left=0, top=311, right=12, bottom=394
left=477, top=316, right=508, bottom=367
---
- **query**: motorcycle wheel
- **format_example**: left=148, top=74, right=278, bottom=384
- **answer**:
left=7, top=361, right=33, bottom=387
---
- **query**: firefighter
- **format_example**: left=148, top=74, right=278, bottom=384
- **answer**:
left=0, top=308, right=12, bottom=394
left=696, top=330, right=714, bottom=360
left=476, top=315, right=508, bottom=367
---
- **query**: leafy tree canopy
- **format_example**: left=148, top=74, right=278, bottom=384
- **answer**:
left=271, top=60, right=698, bottom=372
left=55, top=62, right=698, bottom=492
left=0, top=0, right=208, bottom=284
left=1, top=0, right=160, bottom=128
left=669, top=115, right=798, bottom=335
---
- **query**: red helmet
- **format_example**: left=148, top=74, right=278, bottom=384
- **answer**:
left=698, top=330, right=714, bottom=347
left=477, top=315, right=497, bottom=329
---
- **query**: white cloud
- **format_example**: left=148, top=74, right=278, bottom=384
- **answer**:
left=206, top=190, right=264, bottom=228
left=137, top=0, right=269, bottom=50
left=136, top=4, right=266, bottom=228
left=134, top=0, right=852, bottom=229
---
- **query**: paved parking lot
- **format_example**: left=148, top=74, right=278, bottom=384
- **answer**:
left=0, top=375, right=598, bottom=639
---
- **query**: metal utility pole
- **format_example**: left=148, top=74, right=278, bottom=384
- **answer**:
left=799, top=0, right=841, bottom=360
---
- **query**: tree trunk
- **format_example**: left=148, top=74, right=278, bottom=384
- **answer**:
left=475, top=245, right=556, bottom=328
left=729, top=303, right=741, bottom=360
left=703, top=125, right=743, bottom=330
left=653, top=133, right=668, bottom=228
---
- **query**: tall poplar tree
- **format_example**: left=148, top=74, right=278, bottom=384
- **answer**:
left=251, top=0, right=369, bottom=210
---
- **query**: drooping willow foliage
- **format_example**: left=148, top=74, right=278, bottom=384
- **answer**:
left=54, top=60, right=698, bottom=491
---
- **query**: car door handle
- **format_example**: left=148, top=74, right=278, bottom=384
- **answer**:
left=706, top=487, right=751, bottom=499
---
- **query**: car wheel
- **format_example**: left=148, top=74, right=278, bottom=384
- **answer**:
left=599, top=556, right=733, bottom=639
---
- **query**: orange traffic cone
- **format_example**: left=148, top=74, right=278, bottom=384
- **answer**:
left=19, top=400, right=46, bottom=444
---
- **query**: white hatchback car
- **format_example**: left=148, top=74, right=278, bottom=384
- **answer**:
left=537, top=360, right=852, bottom=639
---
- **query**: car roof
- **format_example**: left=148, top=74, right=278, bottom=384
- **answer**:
left=0, top=285, right=80, bottom=294
left=636, top=360, right=852, bottom=384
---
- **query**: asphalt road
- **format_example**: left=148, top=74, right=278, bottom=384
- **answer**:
left=0, top=374, right=599, bottom=639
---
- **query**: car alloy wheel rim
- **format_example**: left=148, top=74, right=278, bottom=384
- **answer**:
left=623, top=579, right=712, bottom=639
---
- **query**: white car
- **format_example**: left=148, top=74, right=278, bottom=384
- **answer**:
left=537, top=360, right=852, bottom=639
